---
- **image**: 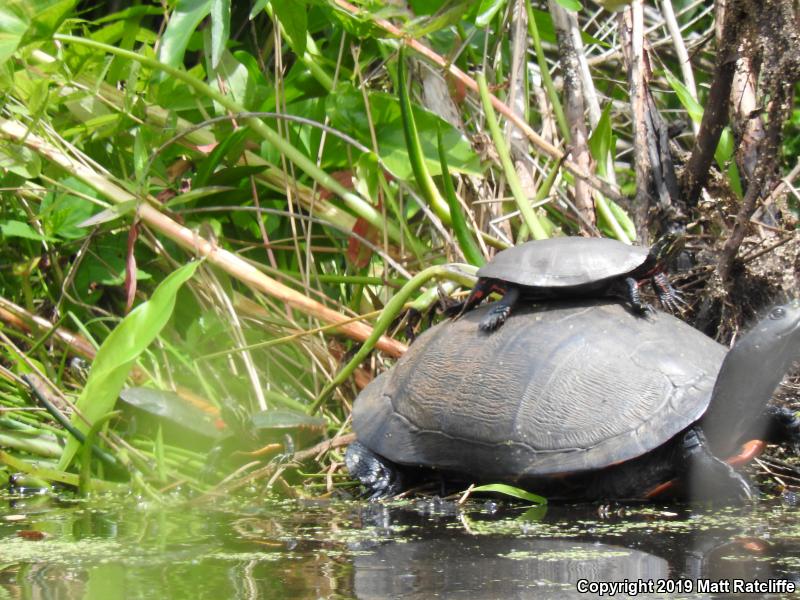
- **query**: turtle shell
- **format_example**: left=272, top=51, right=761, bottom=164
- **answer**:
left=352, top=301, right=727, bottom=483
left=476, top=237, right=651, bottom=288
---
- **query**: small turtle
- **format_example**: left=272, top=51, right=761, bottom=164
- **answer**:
left=347, top=299, right=800, bottom=501
left=458, top=232, right=684, bottom=331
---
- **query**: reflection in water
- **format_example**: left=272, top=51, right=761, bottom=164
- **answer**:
left=0, top=494, right=799, bottom=598
left=353, top=537, right=667, bottom=599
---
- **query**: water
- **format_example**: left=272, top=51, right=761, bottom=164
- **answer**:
left=2, top=492, right=799, bottom=599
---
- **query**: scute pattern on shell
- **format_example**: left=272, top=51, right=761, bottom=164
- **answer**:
left=352, top=301, right=726, bottom=481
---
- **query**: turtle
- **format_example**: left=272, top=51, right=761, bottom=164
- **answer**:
left=346, top=298, right=800, bottom=501
left=456, top=232, right=685, bottom=331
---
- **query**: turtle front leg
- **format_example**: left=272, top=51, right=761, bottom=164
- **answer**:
left=745, top=406, right=800, bottom=454
left=680, top=427, right=752, bottom=502
left=345, top=441, right=404, bottom=500
left=448, top=278, right=495, bottom=319
left=651, top=272, right=685, bottom=313
left=480, top=285, right=521, bottom=332
left=623, top=277, right=654, bottom=315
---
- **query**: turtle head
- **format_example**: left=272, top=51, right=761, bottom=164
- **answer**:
left=702, top=299, right=800, bottom=456
left=649, top=227, right=686, bottom=263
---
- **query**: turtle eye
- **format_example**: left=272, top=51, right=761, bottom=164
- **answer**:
left=769, top=307, right=786, bottom=320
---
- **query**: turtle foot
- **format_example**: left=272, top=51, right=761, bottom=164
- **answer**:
left=479, top=305, right=511, bottom=331
left=653, top=272, right=686, bottom=314
left=682, top=428, right=753, bottom=502
left=345, top=441, right=404, bottom=500
left=758, top=406, right=800, bottom=455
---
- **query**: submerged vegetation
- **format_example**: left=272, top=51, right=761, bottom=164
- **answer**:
left=0, top=0, right=798, bottom=500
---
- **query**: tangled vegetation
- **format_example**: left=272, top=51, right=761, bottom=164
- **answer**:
left=0, top=0, right=798, bottom=500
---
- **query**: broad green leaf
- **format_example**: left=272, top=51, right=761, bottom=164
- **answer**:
left=0, top=5, right=28, bottom=65
left=270, top=0, right=307, bottom=57
left=19, top=0, right=76, bottom=44
left=58, top=261, right=201, bottom=469
left=0, top=140, right=41, bottom=178
left=0, top=220, right=52, bottom=241
left=0, top=0, right=76, bottom=65
left=40, top=178, right=100, bottom=239
left=327, top=85, right=481, bottom=180
left=471, top=483, right=548, bottom=505
left=209, top=0, right=230, bottom=69
left=156, top=0, right=212, bottom=73
left=207, top=45, right=256, bottom=110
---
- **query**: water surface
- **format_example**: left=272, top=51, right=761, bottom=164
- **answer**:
left=2, top=492, right=799, bottom=598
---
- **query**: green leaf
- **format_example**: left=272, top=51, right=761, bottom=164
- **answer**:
left=40, top=179, right=101, bottom=239
left=438, top=128, right=483, bottom=266
left=164, top=186, right=236, bottom=208
left=475, top=0, right=506, bottom=28
left=156, top=0, right=212, bottom=73
left=665, top=70, right=741, bottom=196
left=57, top=261, right=201, bottom=469
left=77, top=200, right=138, bottom=228
left=397, top=48, right=451, bottom=224
left=0, top=140, right=41, bottom=178
left=471, top=483, right=548, bottom=505
left=607, top=199, right=636, bottom=241
left=133, top=127, right=148, bottom=185
left=0, top=0, right=76, bottom=65
left=0, top=220, right=52, bottom=241
left=588, top=104, right=613, bottom=177
left=209, top=0, right=230, bottom=69
left=270, top=0, right=307, bottom=57
left=664, top=70, right=703, bottom=124
left=404, top=0, right=474, bottom=37
left=20, top=0, right=76, bottom=44
left=194, top=127, right=251, bottom=187
left=249, top=0, right=268, bottom=19
left=553, top=0, right=582, bottom=11
left=0, top=4, right=28, bottom=65
left=327, top=85, right=482, bottom=180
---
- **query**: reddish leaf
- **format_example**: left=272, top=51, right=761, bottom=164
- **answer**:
left=347, top=217, right=380, bottom=269
left=318, top=170, right=355, bottom=201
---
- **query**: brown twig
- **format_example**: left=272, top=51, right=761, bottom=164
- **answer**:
left=195, top=433, right=356, bottom=501
left=680, top=0, right=746, bottom=206
left=0, top=120, right=408, bottom=359
left=549, top=1, right=594, bottom=231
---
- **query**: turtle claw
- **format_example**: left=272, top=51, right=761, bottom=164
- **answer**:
left=652, top=273, right=686, bottom=314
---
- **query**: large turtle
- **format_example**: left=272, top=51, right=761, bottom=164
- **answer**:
left=457, top=233, right=684, bottom=331
left=346, top=299, right=800, bottom=501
